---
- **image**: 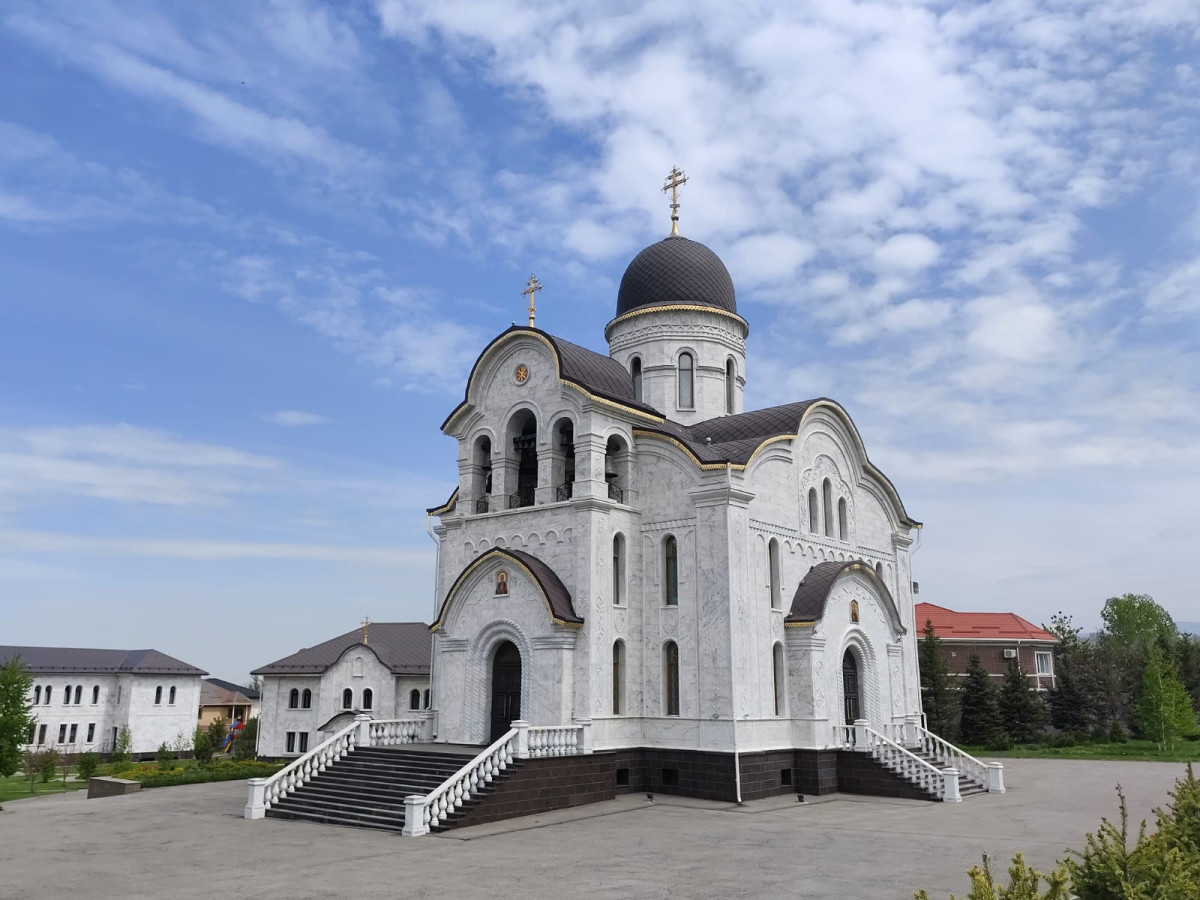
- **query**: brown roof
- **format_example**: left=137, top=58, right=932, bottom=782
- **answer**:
left=252, top=623, right=432, bottom=676
left=432, top=547, right=583, bottom=632
left=785, top=560, right=904, bottom=633
left=200, top=678, right=258, bottom=706
left=915, top=603, right=1058, bottom=642
left=0, top=646, right=206, bottom=676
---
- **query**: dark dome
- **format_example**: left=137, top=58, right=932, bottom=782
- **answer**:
left=615, top=235, right=737, bottom=318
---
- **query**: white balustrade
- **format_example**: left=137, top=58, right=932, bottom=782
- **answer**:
left=851, top=719, right=958, bottom=802
left=368, top=717, right=427, bottom=746
left=245, top=715, right=368, bottom=819
left=910, top=722, right=999, bottom=791
left=831, top=724, right=855, bottom=749
left=403, top=726, right=520, bottom=836
left=526, top=724, right=582, bottom=757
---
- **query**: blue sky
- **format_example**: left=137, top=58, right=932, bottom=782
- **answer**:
left=2, top=1, right=1198, bottom=683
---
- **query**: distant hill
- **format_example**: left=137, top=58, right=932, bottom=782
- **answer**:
left=1179, top=622, right=1200, bottom=636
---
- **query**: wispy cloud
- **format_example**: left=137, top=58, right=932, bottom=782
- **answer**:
left=261, top=410, right=332, bottom=427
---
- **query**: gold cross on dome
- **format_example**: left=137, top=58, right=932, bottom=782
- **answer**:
left=361, top=616, right=371, bottom=645
left=662, top=166, right=689, bottom=235
left=523, top=273, right=543, bottom=328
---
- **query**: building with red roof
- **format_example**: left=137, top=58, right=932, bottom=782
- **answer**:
left=915, top=603, right=1058, bottom=690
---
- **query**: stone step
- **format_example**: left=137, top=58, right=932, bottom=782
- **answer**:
left=266, top=805, right=405, bottom=833
left=272, top=793, right=407, bottom=820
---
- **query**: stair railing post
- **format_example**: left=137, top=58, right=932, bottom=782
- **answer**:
left=904, top=714, right=921, bottom=747
left=853, top=718, right=870, bottom=752
left=402, top=795, right=429, bottom=837
left=512, top=720, right=531, bottom=759
left=244, top=779, right=267, bottom=819
left=987, top=762, right=1006, bottom=793
left=573, top=717, right=593, bottom=755
left=941, top=767, right=962, bottom=802
left=424, top=708, right=438, bottom=742
left=355, top=713, right=373, bottom=748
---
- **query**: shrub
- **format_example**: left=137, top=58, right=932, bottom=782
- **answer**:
left=1108, top=720, right=1128, bottom=744
left=915, top=852, right=1070, bottom=900
left=156, top=742, right=174, bottom=769
left=232, top=717, right=258, bottom=761
left=206, top=717, right=228, bottom=751
left=112, top=725, right=133, bottom=762
left=984, top=734, right=1013, bottom=752
left=76, top=751, right=99, bottom=780
left=193, top=730, right=214, bottom=766
left=38, top=748, right=59, bottom=783
left=121, top=759, right=281, bottom=789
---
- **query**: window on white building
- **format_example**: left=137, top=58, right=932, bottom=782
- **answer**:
left=86, top=723, right=95, bottom=743
left=68, top=724, right=77, bottom=744
left=73, top=685, right=81, bottom=705
left=612, top=640, right=626, bottom=716
left=362, top=688, right=373, bottom=711
left=91, top=685, right=99, bottom=705
left=58, top=724, right=67, bottom=743
left=168, top=686, right=176, bottom=705
left=298, top=732, right=309, bottom=753
left=677, top=352, right=694, bottom=409
left=837, top=498, right=848, bottom=541
left=612, top=533, right=625, bottom=606
left=822, top=479, right=833, bottom=536
left=154, top=686, right=163, bottom=705
left=725, top=358, right=736, bottom=414
left=773, top=643, right=786, bottom=717
left=301, top=689, right=312, bottom=709
left=34, top=685, right=41, bottom=704
left=286, top=732, right=296, bottom=753
left=664, top=641, right=680, bottom=717
left=663, top=535, right=679, bottom=606
left=342, top=688, right=352, bottom=709
left=631, top=357, right=643, bottom=403
left=44, top=686, right=51, bottom=705
left=1036, top=652, right=1054, bottom=676
left=38, top=724, right=47, bottom=745
left=63, top=684, right=72, bottom=705
left=807, top=488, right=819, bottom=534
left=423, top=690, right=430, bottom=709
left=768, top=538, right=781, bottom=610
left=410, top=689, right=420, bottom=710
left=288, top=689, right=299, bottom=709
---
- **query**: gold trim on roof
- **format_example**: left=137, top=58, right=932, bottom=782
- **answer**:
left=606, top=303, right=748, bottom=332
left=427, top=487, right=459, bottom=517
left=632, top=429, right=794, bottom=472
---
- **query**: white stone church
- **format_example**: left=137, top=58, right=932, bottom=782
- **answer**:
left=422, top=198, right=933, bottom=800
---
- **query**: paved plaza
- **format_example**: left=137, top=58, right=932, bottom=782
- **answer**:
left=0, top=759, right=1188, bottom=900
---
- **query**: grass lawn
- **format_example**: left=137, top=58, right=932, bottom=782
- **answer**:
left=0, top=772, right=88, bottom=803
left=964, top=739, right=1200, bottom=763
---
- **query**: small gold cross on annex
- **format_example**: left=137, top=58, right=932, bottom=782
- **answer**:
left=662, top=165, right=689, bottom=235
left=523, top=273, right=543, bottom=328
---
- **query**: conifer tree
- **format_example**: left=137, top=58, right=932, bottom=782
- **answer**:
left=999, top=656, right=1047, bottom=743
left=1136, top=643, right=1197, bottom=749
left=919, top=619, right=958, bottom=738
left=0, top=656, right=35, bottom=778
left=958, top=653, right=1003, bottom=746
left=1045, top=612, right=1096, bottom=735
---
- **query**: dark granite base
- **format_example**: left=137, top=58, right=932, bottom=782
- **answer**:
left=448, top=752, right=617, bottom=829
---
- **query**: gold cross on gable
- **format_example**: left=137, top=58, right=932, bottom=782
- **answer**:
left=662, top=165, right=689, bottom=235
left=361, top=616, right=371, bottom=645
left=523, top=273, right=543, bottom=328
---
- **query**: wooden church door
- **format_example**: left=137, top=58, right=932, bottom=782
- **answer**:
left=842, top=650, right=861, bottom=725
left=490, top=641, right=522, bottom=743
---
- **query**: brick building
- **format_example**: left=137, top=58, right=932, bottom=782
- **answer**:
left=915, top=603, right=1058, bottom=690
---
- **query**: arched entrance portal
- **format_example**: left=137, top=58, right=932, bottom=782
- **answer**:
left=489, top=641, right=522, bottom=742
left=842, top=649, right=861, bottom=725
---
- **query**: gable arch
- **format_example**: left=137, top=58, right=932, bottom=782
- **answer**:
left=785, top=560, right=906, bottom=637
left=431, top=547, right=583, bottom=633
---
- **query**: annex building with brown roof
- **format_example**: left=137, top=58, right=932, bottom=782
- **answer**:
left=916, top=602, right=1059, bottom=690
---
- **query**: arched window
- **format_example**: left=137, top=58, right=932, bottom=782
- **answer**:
left=677, top=352, right=694, bottom=408
left=473, top=435, right=492, bottom=509
left=604, top=435, right=629, bottom=502
left=808, top=488, right=819, bottom=534
left=725, top=358, right=735, bottom=414
left=663, top=535, right=679, bottom=606
left=612, top=640, right=626, bottom=715
left=612, top=533, right=625, bottom=606
left=362, top=688, right=373, bottom=711
left=74, top=685, right=82, bottom=705
left=301, top=689, right=312, bottom=709
left=288, top=689, right=299, bottom=709
left=352, top=656, right=364, bottom=677
left=44, top=686, right=51, bottom=705
left=91, top=685, right=99, bottom=704
left=838, top=498, right=848, bottom=540
left=34, top=685, right=41, bottom=704
left=423, top=689, right=431, bottom=709
left=822, top=479, right=833, bottom=536
left=64, top=684, right=71, bottom=705
left=631, top=357, right=643, bottom=403
left=553, top=418, right=575, bottom=500
left=154, top=686, right=163, bottom=705
left=409, top=689, right=421, bottom=711
left=875, top=561, right=883, bottom=577
left=663, top=641, right=680, bottom=716
left=768, top=539, right=781, bottom=610
left=342, top=688, right=352, bottom=710
left=168, top=686, right=176, bottom=705
left=773, top=643, right=786, bottom=717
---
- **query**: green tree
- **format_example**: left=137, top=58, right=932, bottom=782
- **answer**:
left=193, top=728, right=214, bottom=766
left=76, top=751, right=99, bottom=780
left=156, top=742, right=175, bottom=768
left=915, top=853, right=1070, bottom=900
left=999, top=657, right=1047, bottom=743
left=38, top=748, right=59, bottom=782
left=1045, top=613, right=1097, bottom=735
left=919, top=619, right=958, bottom=738
left=1100, top=593, right=1177, bottom=654
left=1135, top=644, right=1197, bottom=749
left=112, top=725, right=133, bottom=762
left=232, top=717, right=258, bottom=761
left=0, top=656, right=35, bottom=777
left=958, top=654, right=1003, bottom=746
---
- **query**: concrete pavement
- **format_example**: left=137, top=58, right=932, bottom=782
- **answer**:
left=0, top=758, right=1189, bottom=900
